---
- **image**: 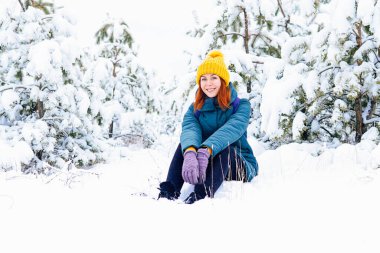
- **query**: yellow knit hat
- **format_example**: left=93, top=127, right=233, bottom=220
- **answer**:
left=196, top=50, right=230, bottom=86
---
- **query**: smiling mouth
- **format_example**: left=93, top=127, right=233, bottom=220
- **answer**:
left=206, top=88, right=216, bottom=92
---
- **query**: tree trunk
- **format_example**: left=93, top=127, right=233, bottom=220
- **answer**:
left=108, top=60, right=118, bottom=138
left=109, top=121, right=114, bottom=138
left=37, top=99, right=44, bottom=118
left=354, top=21, right=364, bottom=143
left=242, top=7, right=249, bottom=54
left=355, top=95, right=363, bottom=143
left=367, top=99, right=377, bottom=120
left=242, top=7, right=252, bottom=93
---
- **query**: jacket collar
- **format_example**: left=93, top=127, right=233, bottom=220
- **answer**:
left=199, top=82, right=238, bottom=112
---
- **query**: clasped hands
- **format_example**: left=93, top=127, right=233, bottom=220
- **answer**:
left=181, top=148, right=210, bottom=185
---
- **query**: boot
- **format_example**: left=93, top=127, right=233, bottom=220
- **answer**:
left=184, top=192, right=206, bottom=204
left=157, top=181, right=180, bottom=200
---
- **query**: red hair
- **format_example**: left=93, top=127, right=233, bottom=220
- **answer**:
left=194, top=78, right=231, bottom=111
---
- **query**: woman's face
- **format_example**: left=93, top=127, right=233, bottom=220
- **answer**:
left=200, top=74, right=221, bottom=98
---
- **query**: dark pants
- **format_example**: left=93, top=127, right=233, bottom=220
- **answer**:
left=165, top=144, right=247, bottom=199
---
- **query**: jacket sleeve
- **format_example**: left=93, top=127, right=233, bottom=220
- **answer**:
left=201, top=99, right=251, bottom=155
left=180, top=103, right=202, bottom=153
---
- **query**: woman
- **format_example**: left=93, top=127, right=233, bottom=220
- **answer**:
left=158, top=50, right=259, bottom=204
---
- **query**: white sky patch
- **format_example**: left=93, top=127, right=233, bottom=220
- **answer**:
left=54, top=0, right=215, bottom=81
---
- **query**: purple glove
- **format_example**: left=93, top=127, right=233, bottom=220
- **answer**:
left=197, top=148, right=210, bottom=183
left=182, top=150, right=199, bottom=185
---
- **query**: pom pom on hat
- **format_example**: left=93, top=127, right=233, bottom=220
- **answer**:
left=207, top=50, right=224, bottom=58
left=196, top=50, right=230, bottom=86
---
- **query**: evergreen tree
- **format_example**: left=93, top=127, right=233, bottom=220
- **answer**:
left=90, top=16, right=158, bottom=145
left=308, top=0, right=380, bottom=143
left=261, top=0, right=380, bottom=144
left=0, top=3, right=107, bottom=173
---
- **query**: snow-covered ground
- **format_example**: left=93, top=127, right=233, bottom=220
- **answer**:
left=1, top=135, right=380, bottom=253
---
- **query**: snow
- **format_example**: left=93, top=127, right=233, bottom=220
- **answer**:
left=292, top=111, right=306, bottom=140
left=362, top=127, right=379, bottom=141
left=27, top=40, right=62, bottom=78
left=357, top=0, right=376, bottom=26
left=260, top=63, right=306, bottom=138
left=0, top=90, right=18, bottom=111
left=1, top=136, right=380, bottom=253
left=330, top=0, right=356, bottom=33
left=0, top=140, right=33, bottom=170
left=281, top=37, right=309, bottom=64
left=373, top=2, right=380, bottom=43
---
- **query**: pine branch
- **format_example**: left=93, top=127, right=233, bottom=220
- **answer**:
left=318, top=66, right=341, bottom=76
left=255, top=33, right=273, bottom=43
left=277, top=0, right=286, bottom=18
left=277, top=0, right=290, bottom=32
left=363, top=117, right=380, bottom=124
left=255, top=34, right=277, bottom=56
left=218, top=32, right=246, bottom=39
left=0, top=84, right=29, bottom=93
left=362, top=36, right=375, bottom=45
left=320, top=126, right=335, bottom=138
left=251, top=23, right=265, bottom=49
left=369, top=49, right=380, bottom=64
left=18, top=0, right=26, bottom=11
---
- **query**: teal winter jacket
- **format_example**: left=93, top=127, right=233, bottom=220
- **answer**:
left=180, top=84, right=258, bottom=181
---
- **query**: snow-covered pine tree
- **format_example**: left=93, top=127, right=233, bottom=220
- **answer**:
left=155, top=75, right=186, bottom=135
left=259, top=0, right=322, bottom=144
left=0, top=1, right=108, bottom=173
left=308, top=0, right=380, bottom=143
left=264, top=0, right=380, bottom=144
left=90, top=16, right=158, bottom=146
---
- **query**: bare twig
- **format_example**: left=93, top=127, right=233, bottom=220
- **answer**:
left=112, top=133, right=155, bottom=145
left=277, top=0, right=286, bottom=18
left=43, top=161, right=101, bottom=187
left=370, top=49, right=380, bottom=63
left=18, top=0, right=26, bottom=11
left=277, top=0, right=291, bottom=32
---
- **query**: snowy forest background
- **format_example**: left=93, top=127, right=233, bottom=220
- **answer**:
left=2, top=0, right=380, bottom=174
left=2, top=1, right=380, bottom=252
